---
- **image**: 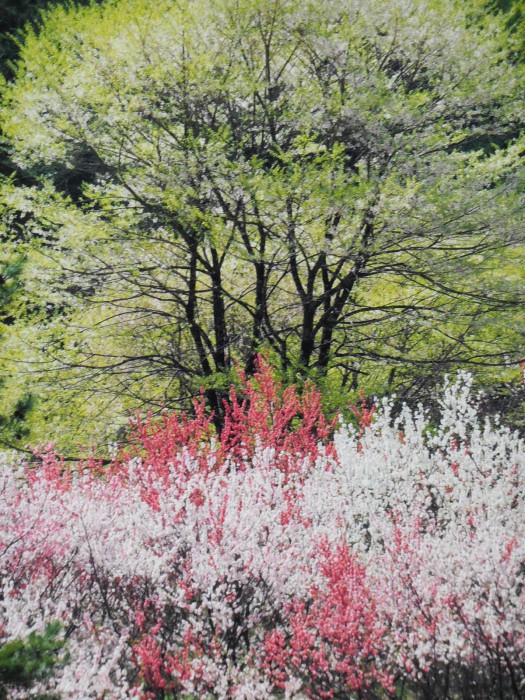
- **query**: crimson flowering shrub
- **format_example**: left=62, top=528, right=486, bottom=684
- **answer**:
left=0, top=361, right=524, bottom=699
left=263, top=540, right=390, bottom=698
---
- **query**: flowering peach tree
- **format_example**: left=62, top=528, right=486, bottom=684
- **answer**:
left=0, top=359, right=524, bottom=698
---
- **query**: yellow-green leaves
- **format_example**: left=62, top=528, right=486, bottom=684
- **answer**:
left=0, top=0, right=523, bottom=447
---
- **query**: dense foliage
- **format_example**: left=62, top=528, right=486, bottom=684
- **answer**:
left=0, top=623, right=63, bottom=700
left=1, top=360, right=524, bottom=698
left=0, top=0, right=523, bottom=447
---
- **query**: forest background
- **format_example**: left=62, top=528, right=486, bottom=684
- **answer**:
left=0, top=0, right=524, bottom=453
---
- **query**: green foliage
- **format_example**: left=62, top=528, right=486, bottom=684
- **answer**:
left=1, top=0, right=46, bottom=69
left=487, top=0, right=525, bottom=60
left=0, top=255, right=24, bottom=320
left=0, top=391, right=34, bottom=445
left=0, top=0, right=523, bottom=447
left=0, top=622, right=64, bottom=700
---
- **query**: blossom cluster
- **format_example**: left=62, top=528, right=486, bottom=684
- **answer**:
left=0, top=360, right=524, bottom=698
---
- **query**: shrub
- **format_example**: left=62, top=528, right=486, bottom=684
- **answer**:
left=0, top=361, right=523, bottom=698
left=0, top=622, right=63, bottom=699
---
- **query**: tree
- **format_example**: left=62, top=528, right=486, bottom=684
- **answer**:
left=0, top=0, right=524, bottom=445
left=1, top=0, right=99, bottom=177
left=0, top=0, right=109, bottom=449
